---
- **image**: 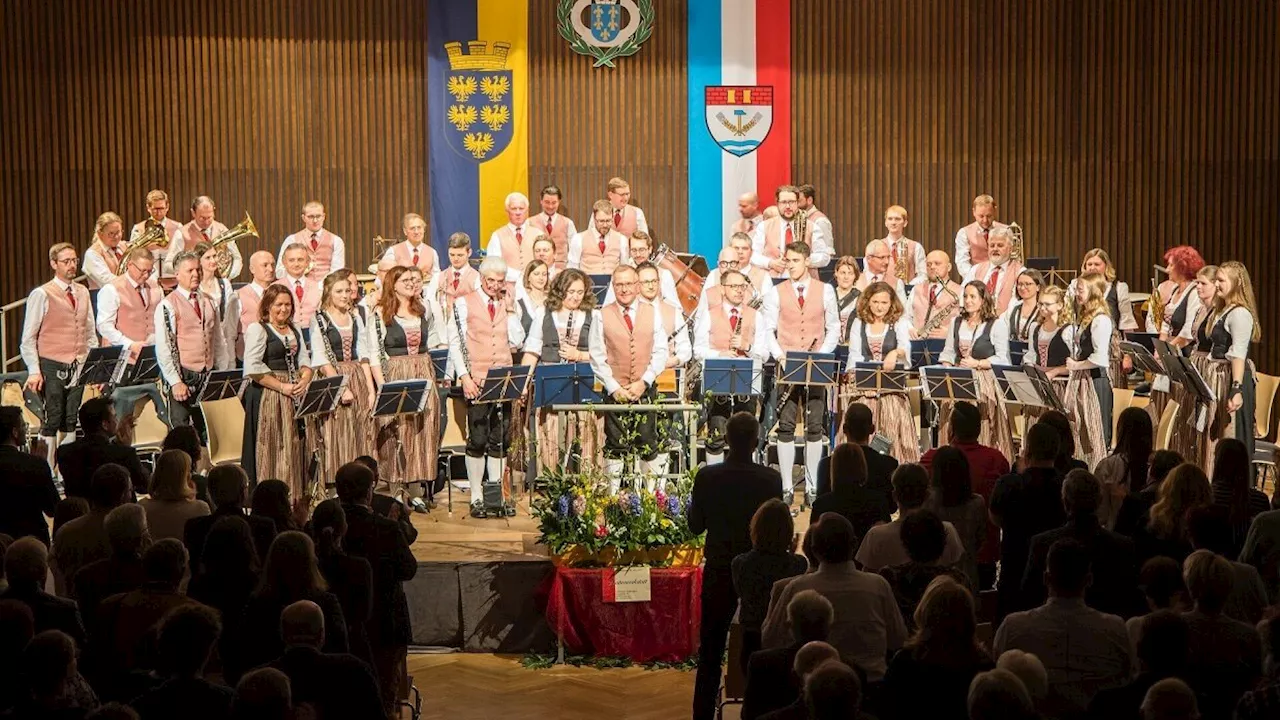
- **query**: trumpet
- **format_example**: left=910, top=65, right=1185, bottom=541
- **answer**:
left=115, top=223, right=169, bottom=273
left=211, top=212, right=258, bottom=276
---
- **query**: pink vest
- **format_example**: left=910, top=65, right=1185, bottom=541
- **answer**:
left=971, top=260, right=1023, bottom=316
left=709, top=304, right=757, bottom=355
left=910, top=281, right=961, bottom=340
left=273, top=277, right=322, bottom=328
left=730, top=216, right=762, bottom=237
left=182, top=220, right=227, bottom=248
left=436, top=265, right=480, bottom=315
left=235, top=284, right=266, bottom=358
left=760, top=217, right=812, bottom=274
left=285, top=229, right=340, bottom=280
left=86, top=243, right=124, bottom=288
left=577, top=231, right=625, bottom=275
left=163, top=290, right=216, bottom=372
left=883, top=237, right=921, bottom=282
left=601, top=303, right=656, bottom=386
left=533, top=212, right=573, bottom=269
left=36, top=282, right=91, bottom=364
left=963, top=221, right=1007, bottom=267
left=462, top=291, right=511, bottom=383
left=704, top=285, right=724, bottom=308
left=775, top=280, right=828, bottom=351
left=656, top=302, right=678, bottom=358
left=392, top=241, right=437, bottom=274
left=611, top=205, right=642, bottom=238
left=106, top=276, right=161, bottom=352
left=492, top=224, right=537, bottom=274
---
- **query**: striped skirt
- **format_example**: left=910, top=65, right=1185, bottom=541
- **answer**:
left=938, top=369, right=1014, bottom=462
left=1065, top=370, right=1109, bottom=470
left=375, top=354, right=440, bottom=484
left=243, top=372, right=307, bottom=499
left=306, top=360, right=376, bottom=496
left=852, top=393, right=919, bottom=464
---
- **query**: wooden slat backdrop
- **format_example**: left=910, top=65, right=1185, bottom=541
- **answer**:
left=2, top=0, right=1277, bottom=371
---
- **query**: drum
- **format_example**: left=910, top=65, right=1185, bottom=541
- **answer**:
left=655, top=244, right=705, bottom=317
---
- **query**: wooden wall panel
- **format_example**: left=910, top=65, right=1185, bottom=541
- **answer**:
left=527, top=0, right=688, bottom=245
left=792, top=0, right=1279, bottom=370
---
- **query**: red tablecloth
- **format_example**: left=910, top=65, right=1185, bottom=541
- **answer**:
left=544, top=566, right=703, bottom=662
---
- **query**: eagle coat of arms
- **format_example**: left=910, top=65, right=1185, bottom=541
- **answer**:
left=443, top=40, right=514, bottom=161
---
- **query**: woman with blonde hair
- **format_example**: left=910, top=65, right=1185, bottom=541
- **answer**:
left=368, top=264, right=441, bottom=510
left=1137, top=462, right=1212, bottom=564
left=1207, top=261, right=1260, bottom=461
left=139, top=448, right=209, bottom=541
left=193, top=240, right=241, bottom=356
left=82, top=211, right=128, bottom=288
left=1064, top=272, right=1114, bottom=468
left=844, top=281, right=917, bottom=462
left=1075, top=248, right=1139, bottom=388
left=241, top=284, right=312, bottom=494
left=307, top=269, right=377, bottom=493
left=939, top=281, right=1014, bottom=460
left=1169, top=265, right=1222, bottom=471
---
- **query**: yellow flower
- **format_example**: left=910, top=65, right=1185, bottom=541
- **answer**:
left=480, top=75, right=510, bottom=102
left=447, top=105, right=477, bottom=131
left=447, top=75, right=477, bottom=102
left=480, top=105, right=509, bottom=131
left=462, top=132, right=495, bottom=159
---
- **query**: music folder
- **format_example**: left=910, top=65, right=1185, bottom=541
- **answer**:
left=372, top=380, right=431, bottom=418
left=533, top=362, right=600, bottom=408
left=429, top=348, right=451, bottom=383
left=1156, top=340, right=1214, bottom=404
left=295, top=375, right=349, bottom=419
left=1123, top=331, right=1160, bottom=354
left=70, top=346, right=128, bottom=388
left=476, top=364, right=532, bottom=405
left=199, top=370, right=248, bottom=403
left=702, top=358, right=759, bottom=396
left=588, top=274, right=612, bottom=306
left=992, top=365, right=1058, bottom=409
left=850, top=362, right=910, bottom=395
left=919, top=366, right=979, bottom=402
left=909, top=339, right=946, bottom=369
left=779, top=351, right=839, bottom=387
left=126, top=345, right=161, bottom=385
left=1119, top=340, right=1164, bottom=375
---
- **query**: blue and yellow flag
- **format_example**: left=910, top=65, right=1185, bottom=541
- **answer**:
left=427, top=0, right=529, bottom=253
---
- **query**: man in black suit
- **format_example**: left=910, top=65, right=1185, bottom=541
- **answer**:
left=743, top=591, right=840, bottom=719
left=0, top=537, right=85, bottom=648
left=183, top=464, right=276, bottom=571
left=690, top=412, right=783, bottom=720
left=269, top=599, right=383, bottom=718
left=336, top=461, right=417, bottom=717
left=0, top=407, right=59, bottom=546
left=130, top=603, right=234, bottom=720
left=816, top=404, right=896, bottom=505
left=354, top=455, right=418, bottom=544
left=1021, top=469, right=1140, bottom=617
left=56, top=397, right=148, bottom=499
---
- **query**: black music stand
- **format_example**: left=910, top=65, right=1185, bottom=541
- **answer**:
left=910, top=339, right=946, bottom=369
left=70, top=346, right=128, bottom=390
left=532, top=363, right=599, bottom=407
left=1156, top=339, right=1215, bottom=408
left=1008, top=341, right=1029, bottom=367
left=993, top=365, right=1061, bottom=410
left=1025, top=365, right=1066, bottom=412
left=1155, top=340, right=1191, bottom=387
left=920, top=367, right=979, bottom=403
left=296, top=375, right=349, bottom=499
left=372, top=379, right=433, bottom=508
left=198, top=370, right=247, bottom=403
left=589, top=274, right=611, bottom=306
left=476, top=365, right=532, bottom=405
left=851, top=363, right=911, bottom=395
left=703, top=358, right=758, bottom=397
left=127, top=345, right=161, bottom=385
left=1120, top=341, right=1164, bottom=375
left=779, top=351, right=839, bottom=388
left=1124, top=332, right=1160, bottom=354
left=430, top=348, right=451, bottom=383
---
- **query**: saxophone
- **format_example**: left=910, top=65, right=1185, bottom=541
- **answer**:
left=918, top=278, right=962, bottom=337
left=1149, top=277, right=1167, bottom=332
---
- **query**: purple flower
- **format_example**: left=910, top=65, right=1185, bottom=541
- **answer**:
left=556, top=495, right=571, bottom=517
left=666, top=495, right=682, bottom=516
left=628, top=493, right=642, bottom=516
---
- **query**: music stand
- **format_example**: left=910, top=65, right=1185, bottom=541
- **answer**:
left=920, top=367, right=980, bottom=402
left=127, top=345, right=161, bottom=385
left=1119, top=341, right=1164, bottom=375
left=1009, top=341, right=1029, bottom=367
left=296, top=375, right=349, bottom=500
left=533, top=363, right=600, bottom=407
left=779, top=352, right=839, bottom=388
left=1024, top=257, right=1061, bottom=272
left=851, top=362, right=911, bottom=395
left=910, top=339, right=946, bottom=369
left=703, top=358, right=758, bottom=396
left=476, top=365, right=532, bottom=405
left=993, top=365, right=1060, bottom=409
left=372, top=379, right=433, bottom=503
left=1156, top=341, right=1214, bottom=405
left=589, top=274, right=612, bottom=306
left=1044, top=267, right=1077, bottom=289
left=429, top=348, right=451, bottom=384
left=1124, top=332, right=1159, bottom=354
left=198, top=370, right=247, bottom=403
left=70, top=346, right=128, bottom=390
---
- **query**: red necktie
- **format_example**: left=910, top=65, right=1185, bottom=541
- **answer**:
left=598, top=234, right=607, bottom=255
left=452, top=271, right=460, bottom=291
left=295, top=281, right=304, bottom=302
left=785, top=223, right=794, bottom=245
left=929, top=284, right=938, bottom=305
left=729, top=308, right=740, bottom=333
left=65, top=286, right=76, bottom=309
left=515, top=228, right=523, bottom=245
left=113, top=248, right=123, bottom=263
left=623, top=307, right=633, bottom=332
left=488, top=298, right=496, bottom=320
left=190, top=292, right=202, bottom=320
left=310, top=232, right=319, bottom=252
left=545, top=217, right=554, bottom=235
left=981, top=228, right=989, bottom=247
left=796, top=286, right=806, bottom=310
left=747, top=219, right=754, bottom=232
left=613, top=210, right=622, bottom=228
left=138, top=284, right=148, bottom=309
left=986, top=267, right=1000, bottom=295
left=411, top=249, right=420, bottom=267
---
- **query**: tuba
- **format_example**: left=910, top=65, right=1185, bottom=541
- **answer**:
left=211, top=212, right=258, bottom=276
left=116, top=222, right=169, bottom=273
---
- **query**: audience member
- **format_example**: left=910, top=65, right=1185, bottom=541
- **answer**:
left=811, top=443, right=892, bottom=541
left=742, top=590, right=836, bottom=719
left=854, top=464, right=964, bottom=572
left=230, top=667, right=294, bottom=720
left=249, top=480, right=304, bottom=535
left=882, top=576, right=994, bottom=719
left=138, top=450, right=208, bottom=542
left=0, top=537, right=85, bottom=647
left=731, top=498, right=807, bottom=675
left=85, top=704, right=137, bottom=720
left=756, top=641, right=840, bottom=720
left=353, top=455, right=418, bottom=544
left=234, top=532, right=348, bottom=678
left=160, top=425, right=210, bottom=505
left=763, top=514, right=906, bottom=682
left=7, top=630, right=87, bottom=720
left=0, top=600, right=35, bottom=712
left=1094, top=407, right=1153, bottom=530
left=309, top=499, right=374, bottom=672
left=0, top=407, right=59, bottom=546
left=802, top=660, right=864, bottom=720
left=967, top=668, right=1037, bottom=720
left=1135, top=463, right=1212, bottom=565
left=186, top=515, right=260, bottom=680
left=52, top=498, right=91, bottom=545
left=56, top=398, right=147, bottom=499
left=335, top=461, right=416, bottom=716
left=1021, top=469, right=1140, bottom=617
left=1180, top=549, right=1262, bottom=719
left=1089, top=610, right=1191, bottom=720
left=1034, top=410, right=1089, bottom=474
left=184, top=465, right=276, bottom=573
left=69, top=504, right=149, bottom=624
left=1240, top=507, right=1280, bottom=605
left=920, top=401, right=1009, bottom=589
left=993, top=538, right=1132, bottom=718
left=1115, top=449, right=1184, bottom=537
left=1185, top=505, right=1268, bottom=624
left=1209, top=438, right=1270, bottom=557
left=816, top=404, right=897, bottom=506
left=994, top=649, right=1048, bottom=711
left=1127, top=557, right=1190, bottom=649
left=0, top=534, right=11, bottom=594
left=989, top=422, right=1066, bottom=620
left=128, top=604, right=233, bottom=720
left=689, top=412, right=781, bottom=720
left=51, top=464, right=131, bottom=594
left=1140, top=678, right=1200, bottom=720
left=1233, top=615, right=1280, bottom=720
left=267, top=600, right=382, bottom=719
left=877, top=510, right=967, bottom=627
left=923, top=446, right=985, bottom=592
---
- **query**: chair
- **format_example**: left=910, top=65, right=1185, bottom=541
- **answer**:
left=1156, top=400, right=1180, bottom=451
left=202, top=398, right=245, bottom=466
left=1112, top=388, right=1135, bottom=442
left=1251, top=373, right=1280, bottom=491
left=718, top=611, right=746, bottom=720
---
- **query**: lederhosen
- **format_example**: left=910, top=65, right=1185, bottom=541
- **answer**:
left=162, top=302, right=212, bottom=443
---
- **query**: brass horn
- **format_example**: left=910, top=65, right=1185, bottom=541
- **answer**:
left=211, top=212, right=258, bottom=276
left=1007, top=222, right=1025, bottom=263
left=115, top=223, right=167, bottom=274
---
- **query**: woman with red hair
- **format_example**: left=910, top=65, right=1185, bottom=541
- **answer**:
left=1145, top=246, right=1206, bottom=426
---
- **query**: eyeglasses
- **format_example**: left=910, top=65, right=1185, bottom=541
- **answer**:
left=722, top=283, right=749, bottom=290
left=614, top=282, right=637, bottom=290
left=868, top=254, right=890, bottom=261
left=1016, top=281, right=1039, bottom=288
left=638, top=279, right=659, bottom=286
left=54, top=258, right=77, bottom=265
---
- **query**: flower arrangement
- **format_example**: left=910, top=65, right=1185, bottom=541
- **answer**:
left=532, top=461, right=704, bottom=567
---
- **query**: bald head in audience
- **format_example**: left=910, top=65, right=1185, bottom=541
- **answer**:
left=1141, top=677, right=1200, bottom=720
left=969, top=668, right=1035, bottom=720
left=280, top=599, right=325, bottom=649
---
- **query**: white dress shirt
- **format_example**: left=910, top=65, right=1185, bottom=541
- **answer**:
left=939, top=317, right=1011, bottom=366
left=750, top=219, right=825, bottom=270
left=859, top=273, right=911, bottom=307
left=447, top=291, right=526, bottom=381
left=168, top=226, right=244, bottom=279
left=805, top=210, right=834, bottom=268
left=692, top=302, right=769, bottom=362
left=153, top=295, right=234, bottom=385
left=202, top=278, right=241, bottom=360
left=422, top=265, right=481, bottom=305
left=82, top=244, right=124, bottom=288
left=19, top=279, right=97, bottom=372
left=846, top=317, right=915, bottom=370
left=759, top=281, right=841, bottom=360
left=647, top=297, right=692, bottom=366
left=275, top=230, right=347, bottom=278
left=953, top=226, right=978, bottom=277
left=242, top=323, right=311, bottom=376
left=307, top=311, right=374, bottom=368
left=589, top=304, right=668, bottom=394
left=96, top=280, right=156, bottom=348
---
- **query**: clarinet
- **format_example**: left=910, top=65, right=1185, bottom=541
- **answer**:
left=315, top=311, right=338, bottom=366
left=282, top=328, right=300, bottom=388
left=371, top=312, right=390, bottom=379
left=452, top=301, right=471, bottom=379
